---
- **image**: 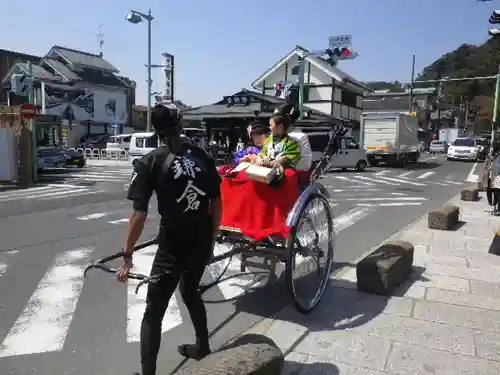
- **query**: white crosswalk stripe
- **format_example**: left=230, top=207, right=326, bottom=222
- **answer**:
left=326, top=169, right=465, bottom=189
left=0, top=184, right=97, bottom=202
left=0, top=208, right=372, bottom=359
left=39, top=167, right=133, bottom=184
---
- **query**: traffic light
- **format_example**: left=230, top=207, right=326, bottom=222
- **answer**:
left=10, top=74, right=31, bottom=96
left=326, top=47, right=353, bottom=59
left=273, top=82, right=284, bottom=97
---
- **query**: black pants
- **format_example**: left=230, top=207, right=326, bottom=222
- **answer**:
left=140, top=219, right=213, bottom=375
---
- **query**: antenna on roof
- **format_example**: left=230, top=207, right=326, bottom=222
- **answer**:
left=97, top=24, right=104, bottom=57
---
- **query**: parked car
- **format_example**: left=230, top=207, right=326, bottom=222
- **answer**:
left=37, top=147, right=64, bottom=171
left=57, top=147, right=86, bottom=168
left=447, top=137, right=480, bottom=161
left=429, top=140, right=447, bottom=153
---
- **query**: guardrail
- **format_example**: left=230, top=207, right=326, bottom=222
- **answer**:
left=68, top=148, right=131, bottom=161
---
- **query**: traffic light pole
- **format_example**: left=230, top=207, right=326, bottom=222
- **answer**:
left=27, top=61, right=37, bottom=183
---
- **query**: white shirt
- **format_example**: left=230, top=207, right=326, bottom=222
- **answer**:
left=288, top=128, right=313, bottom=171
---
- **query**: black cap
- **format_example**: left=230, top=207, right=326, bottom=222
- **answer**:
left=151, top=104, right=182, bottom=136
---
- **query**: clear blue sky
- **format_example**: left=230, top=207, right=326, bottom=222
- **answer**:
left=1, top=0, right=496, bottom=106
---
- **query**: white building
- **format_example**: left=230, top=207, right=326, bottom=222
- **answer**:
left=251, top=45, right=371, bottom=139
left=2, top=46, right=134, bottom=147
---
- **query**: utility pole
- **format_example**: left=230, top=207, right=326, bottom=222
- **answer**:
left=408, top=54, right=416, bottom=111
left=27, top=61, right=37, bottom=183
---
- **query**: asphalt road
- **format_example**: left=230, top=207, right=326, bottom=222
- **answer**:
left=0, top=154, right=477, bottom=375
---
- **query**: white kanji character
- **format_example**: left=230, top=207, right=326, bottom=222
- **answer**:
left=181, top=156, right=201, bottom=178
left=176, top=180, right=206, bottom=212
left=172, top=159, right=184, bottom=179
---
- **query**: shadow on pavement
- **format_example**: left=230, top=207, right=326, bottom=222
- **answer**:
left=284, top=359, right=341, bottom=374
left=404, top=161, right=442, bottom=170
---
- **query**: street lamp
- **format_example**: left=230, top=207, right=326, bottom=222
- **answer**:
left=126, top=9, right=154, bottom=131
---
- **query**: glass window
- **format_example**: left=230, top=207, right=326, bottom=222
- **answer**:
left=145, top=134, right=159, bottom=148
left=452, top=138, right=475, bottom=147
left=135, top=137, right=145, bottom=148
left=343, top=137, right=359, bottom=149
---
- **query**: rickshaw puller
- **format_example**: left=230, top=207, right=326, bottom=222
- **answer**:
left=116, top=104, right=222, bottom=375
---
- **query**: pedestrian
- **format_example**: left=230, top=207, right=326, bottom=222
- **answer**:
left=487, top=141, right=500, bottom=215
left=116, top=104, right=222, bottom=375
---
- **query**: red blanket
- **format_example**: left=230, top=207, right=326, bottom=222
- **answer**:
left=219, top=168, right=300, bottom=240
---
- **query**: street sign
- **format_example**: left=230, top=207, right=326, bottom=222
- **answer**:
left=20, top=104, right=37, bottom=119
left=329, top=34, right=352, bottom=50
left=111, top=124, right=119, bottom=128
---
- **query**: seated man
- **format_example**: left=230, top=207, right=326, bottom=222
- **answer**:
left=256, top=111, right=301, bottom=170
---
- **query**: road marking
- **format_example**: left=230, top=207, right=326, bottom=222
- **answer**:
left=466, top=162, right=479, bottom=182
left=77, top=212, right=111, bottom=220
left=330, top=197, right=427, bottom=202
left=108, top=218, right=129, bottom=224
left=374, top=170, right=390, bottom=176
left=416, top=171, right=435, bottom=179
left=0, top=250, right=17, bottom=278
left=397, top=171, right=413, bottom=178
left=351, top=175, right=400, bottom=186
left=357, top=202, right=423, bottom=207
left=0, top=248, right=92, bottom=358
left=377, top=176, right=426, bottom=186
left=127, top=245, right=183, bottom=342
left=330, top=188, right=382, bottom=193
left=331, top=175, right=375, bottom=186
left=333, top=206, right=373, bottom=232
left=442, top=181, right=464, bottom=185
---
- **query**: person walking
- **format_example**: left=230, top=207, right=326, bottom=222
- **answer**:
left=116, top=104, right=222, bottom=375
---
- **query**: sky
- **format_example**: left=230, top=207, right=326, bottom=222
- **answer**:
left=1, top=0, right=497, bottom=106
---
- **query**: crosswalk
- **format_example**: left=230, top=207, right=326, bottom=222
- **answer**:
left=39, top=166, right=133, bottom=185
left=0, top=184, right=99, bottom=202
left=0, top=206, right=374, bottom=359
left=322, top=169, right=465, bottom=208
left=325, top=169, right=466, bottom=188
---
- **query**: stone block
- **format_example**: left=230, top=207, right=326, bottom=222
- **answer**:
left=488, top=225, right=500, bottom=256
left=427, top=204, right=459, bottom=230
left=177, top=334, right=284, bottom=375
left=460, top=186, right=479, bottom=201
left=356, top=240, right=414, bottom=296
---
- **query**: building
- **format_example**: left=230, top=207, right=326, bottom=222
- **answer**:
left=0, top=49, right=41, bottom=105
left=1, top=46, right=136, bottom=147
left=251, top=45, right=371, bottom=140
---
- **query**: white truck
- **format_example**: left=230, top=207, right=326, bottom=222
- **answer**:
left=439, top=128, right=459, bottom=144
left=362, top=113, right=421, bottom=167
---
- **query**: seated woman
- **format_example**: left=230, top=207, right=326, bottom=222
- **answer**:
left=233, top=122, right=267, bottom=165
left=256, top=108, right=301, bottom=170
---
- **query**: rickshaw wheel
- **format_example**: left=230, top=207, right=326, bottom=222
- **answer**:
left=285, top=193, right=334, bottom=314
left=198, top=242, right=233, bottom=291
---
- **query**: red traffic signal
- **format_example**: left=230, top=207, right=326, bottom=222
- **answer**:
left=274, top=83, right=283, bottom=90
left=342, top=48, right=351, bottom=56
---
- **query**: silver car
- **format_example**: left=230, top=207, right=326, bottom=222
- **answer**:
left=429, top=140, right=447, bottom=153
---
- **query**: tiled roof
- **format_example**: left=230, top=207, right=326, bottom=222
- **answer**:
left=17, top=62, right=60, bottom=82
left=49, top=46, right=119, bottom=72
left=363, top=97, right=411, bottom=112
left=42, top=58, right=81, bottom=81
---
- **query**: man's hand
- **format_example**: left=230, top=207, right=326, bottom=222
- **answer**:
left=116, top=257, right=133, bottom=283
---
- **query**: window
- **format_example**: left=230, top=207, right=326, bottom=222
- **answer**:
left=342, top=137, right=359, bottom=149
left=122, top=136, right=132, bottom=142
left=135, top=137, right=145, bottom=148
left=341, top=89, right=357, bottom=108
left=452, top=138, right=475, bottom=147
left=145, top=134, right=158, bottom=148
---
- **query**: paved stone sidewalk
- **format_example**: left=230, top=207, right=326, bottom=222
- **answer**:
left=239, top=192, right=500, bottom=374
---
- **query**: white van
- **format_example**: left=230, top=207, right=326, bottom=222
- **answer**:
left=129, top=132, right=160, bottom=157
left=297, top=126, right=367, bottom=172
left=106, top=134, right=132, bottom=151
left=129, top=132, right=194, bottom=157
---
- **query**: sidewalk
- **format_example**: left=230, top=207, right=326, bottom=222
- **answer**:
left=84, top=159, right=134, bottom=167
left=239, top=192, right=500, bottom=374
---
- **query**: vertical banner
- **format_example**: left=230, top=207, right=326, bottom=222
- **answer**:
left=162, top=53, right=175, bottom=102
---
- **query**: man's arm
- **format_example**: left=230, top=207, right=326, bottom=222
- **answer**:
left=124, top=156, right=155, bottom=255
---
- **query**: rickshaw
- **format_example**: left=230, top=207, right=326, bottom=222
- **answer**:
left=84, top=119, right=348, bottom=314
